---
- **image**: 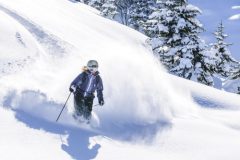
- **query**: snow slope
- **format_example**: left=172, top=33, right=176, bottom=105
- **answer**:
left=0, top=0, right=240, bottom=159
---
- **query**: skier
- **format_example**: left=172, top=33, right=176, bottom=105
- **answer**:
left=69, top=60, right=104, bottom=121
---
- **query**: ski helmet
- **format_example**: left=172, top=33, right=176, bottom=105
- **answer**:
left=87, top=60, right=98, bottom=73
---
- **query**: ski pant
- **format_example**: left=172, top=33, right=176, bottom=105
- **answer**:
left=74, top=92, right=94, bottom=119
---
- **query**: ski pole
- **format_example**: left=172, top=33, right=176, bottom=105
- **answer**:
left=56, top=92, right=72, bottom=122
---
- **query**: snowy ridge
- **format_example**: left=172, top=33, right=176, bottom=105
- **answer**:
left=168, top=74, right=240, bottom=109
left=0, top=0, right=240, bottom=159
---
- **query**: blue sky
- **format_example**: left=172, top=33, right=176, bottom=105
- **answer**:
left=190, top=0, right=240, bottom=60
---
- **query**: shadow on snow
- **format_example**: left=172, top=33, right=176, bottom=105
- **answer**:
left=3, top=90, right=100, bottom=160
left=3, top=89, right=172, bottom=158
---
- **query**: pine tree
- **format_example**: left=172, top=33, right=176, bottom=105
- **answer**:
left=101, top=0, right=118, bottom=19
left=88, top=0, right=104, bottom=10
left=128, top=0, right=155, bottom=32
left=145, top=0, right=214, bottom=86
left=228, top=65, right=240, bottom=94
left=82, top=0, right=90, bottom=4
left=210, top=21, right=239, bottom=77
left=231, top=68, right=240, bottom=80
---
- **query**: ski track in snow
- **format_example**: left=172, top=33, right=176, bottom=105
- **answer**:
left=0, top=57, right=31, bottom=76
left=0, top=4, right=73, bottom=56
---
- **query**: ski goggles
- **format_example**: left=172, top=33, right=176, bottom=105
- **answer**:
left=88, top=65, right=98, bottom=68
left=88, top=65, right=98, bottom=72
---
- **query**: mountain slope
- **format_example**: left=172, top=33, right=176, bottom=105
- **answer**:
left=0, top=0, right=240, bottom=159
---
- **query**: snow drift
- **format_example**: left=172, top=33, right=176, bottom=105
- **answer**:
left=0, top=0, right=199, bottom=136
left=0, top=0, right=240, bottom=159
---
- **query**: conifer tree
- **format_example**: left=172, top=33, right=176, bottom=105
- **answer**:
left=101, top=0, right=118, bottom=19
left=210, top=21, right=238, bottom=77
left=145, top=0, right=214, bottom=85
left=227, top=66, right=240, bottom=94
left=88, top=0, right=104, bottom=10
left=128, top=0, right=155, bottom=32
left=231, top=68, right=240, bottom=80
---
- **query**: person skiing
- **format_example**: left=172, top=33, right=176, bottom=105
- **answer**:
left=69, top=60, right=104, bottom=121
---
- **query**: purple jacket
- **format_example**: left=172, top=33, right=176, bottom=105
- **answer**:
left=70, top=70, right=103, bottom=100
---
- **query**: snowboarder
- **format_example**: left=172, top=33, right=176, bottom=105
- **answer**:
left=69, top=60, right=104, bottom=121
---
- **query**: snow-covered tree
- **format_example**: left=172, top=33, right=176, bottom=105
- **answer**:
left=229, top=64, right=240, bottom=81
left=101, top=0, right=118, bottom=19
left=88, top=0, right=104, bottom=10
left=227, top=66, right=240, bottom=94
left=145, top=0, right=214, bottom=85
left=210, top=21, right=239, bottom=77
left=84, top=0, right=154, bottom=30
left=114, top=0, right=134, bottom=25
left=128, top=0, right=156, bottom=32
left=81, top=0, right=89, bottom=4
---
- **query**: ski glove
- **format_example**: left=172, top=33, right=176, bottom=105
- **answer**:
left=99, top=99, right=104, bottom=106
left=69, top=85, right=76, bottom=93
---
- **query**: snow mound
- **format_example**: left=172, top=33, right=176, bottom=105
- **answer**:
left=0, top=0, right=199, bottom=138
left=223, top=79, right=240, bottom=94
left=0, top=0, right=240, bottom=159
